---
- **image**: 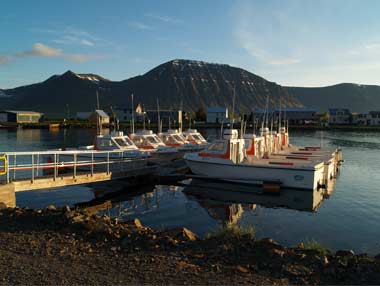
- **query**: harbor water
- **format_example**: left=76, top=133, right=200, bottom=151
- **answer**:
left=1, top=127, right=380, bottom=254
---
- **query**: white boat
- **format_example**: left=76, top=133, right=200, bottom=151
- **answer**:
left=129, top=129, right=181, bottom=163
left=184, top=129, right=326, bottom=191
left=244, top=127, right=340, bottom=185
left=182, top=128, right=208, bottom=146
left=159, top=129, right=205, bottom=152
left=45, top=131, right=152, bottom=174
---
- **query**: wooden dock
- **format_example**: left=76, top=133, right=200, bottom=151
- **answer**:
left=0, top=150, right=156, bottom=207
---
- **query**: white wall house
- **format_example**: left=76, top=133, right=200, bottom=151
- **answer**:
left=369, top=111, right=380, bottom=125
left=114, top=107, right=133, bottom=122
left=206, top=107, right=228, bottom=123
left=328, top=108, right=351, bottom=125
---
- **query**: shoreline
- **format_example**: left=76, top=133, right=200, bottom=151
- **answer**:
left=0, top=206, right=379, bottom=285
left=3, top=121, right=380, bottom=132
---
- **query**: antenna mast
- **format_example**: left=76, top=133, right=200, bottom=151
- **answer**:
left=131, top=93, right=135, bottom=134
left=157, top=97, right=161, bottom=134
left=96, top=90, right=100, bottom=110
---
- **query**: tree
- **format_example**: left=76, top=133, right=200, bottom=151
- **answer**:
left=195, top=106, right=206, bottom=121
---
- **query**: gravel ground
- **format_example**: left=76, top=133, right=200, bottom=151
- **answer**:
left=0, top=206, right=379, bottom=285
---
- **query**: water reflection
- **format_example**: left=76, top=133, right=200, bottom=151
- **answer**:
left=87, top=177, right=336, bottom=236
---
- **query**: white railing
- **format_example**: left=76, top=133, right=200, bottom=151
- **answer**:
left=0, top=149, right=150, bottom=184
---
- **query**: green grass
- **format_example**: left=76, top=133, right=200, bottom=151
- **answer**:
left=303, top=239, right=330, bottom=255
left=206, top=223, right=255, bottom=240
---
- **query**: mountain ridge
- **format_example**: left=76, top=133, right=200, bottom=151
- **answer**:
left=1, top=59, right=380, bottom=116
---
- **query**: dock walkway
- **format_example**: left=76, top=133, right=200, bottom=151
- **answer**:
left=0, top=150, right=156, bottom=207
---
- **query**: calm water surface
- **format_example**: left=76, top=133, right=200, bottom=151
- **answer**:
left=1, top=127, right=380, bottom=254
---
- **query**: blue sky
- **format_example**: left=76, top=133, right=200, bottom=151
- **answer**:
left=1, top=0, right=380, bottom=88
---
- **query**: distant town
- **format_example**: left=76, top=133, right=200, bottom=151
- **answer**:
left=0, top=106, right=379, bottom=128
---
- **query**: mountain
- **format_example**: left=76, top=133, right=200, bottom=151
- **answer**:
left=0, top=60, right=302, bottom=118
left=287, top=83, right=380, bottom=113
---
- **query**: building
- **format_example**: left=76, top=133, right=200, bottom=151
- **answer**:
left=88, top=110, right=109, bottom=125
left=0, top=110, right=43, bottom=123
left=369, top=111, right=380, bottom=125
left=328, top=108, right=351, bottom=125
left=113, top=108, right=133, bottom=123
left=206, top=107, right=228, bottom=123
left=76, top=111, right=92, bottom=120
left=252, top=108, right=318, bottom=125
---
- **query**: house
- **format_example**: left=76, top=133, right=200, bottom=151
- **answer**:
left=252, top=108, right=318, bottom=125
left=352, top=113, right=369, bottom=125
left=206, top=107, right=228, bottom=123
left=113, top=108, right=133, bottom=122
left=76, top=112, right=92, bottom=120
left=0, top=110, right=43, bottom=123
left=328, top=108, right=351, bottom=125
left=88, top=110, right=109, bottom=125
left=369, top=111, right=380, bottom=125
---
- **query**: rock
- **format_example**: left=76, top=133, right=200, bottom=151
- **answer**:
left=71, top=215, right=85, bottom=223
left=237, top=265, right=250, bottom=273
left=182, top=227, right=199, bottom=241
left=260, top=237, right=278, bottom=245
left=134, top=218, right=143, bottom=228
left=321, top=255, right=329, bottom=265
left=63, top=205, right=71, bottom=213
left=297, top=242, right=305, bottom=249
left=46, top=205, right=56, bottom=211
left=336, top=250, right=355, bottom=256
left=272, top=248, right=286, bottom=258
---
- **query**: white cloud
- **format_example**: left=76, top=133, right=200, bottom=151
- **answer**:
left=52, top=35, right=95, bottom=47
left=268, top=58, right=300, bottom=66
left=0, top=56, right=12, bottom=65
left=32, top=43, right=62, bottom=57
left=365, top=42, right=380, bottom=50
left=30, top=26, right=109, bottom=47
left=144, top=13, right=183, bottom=24
left=128, top=21, right=154, bottom=30
left=0, top=43, right=102, bottom=65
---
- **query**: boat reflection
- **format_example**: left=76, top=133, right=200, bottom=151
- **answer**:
left=85, top=177, right=336, bottom=230
left=183, top=178, right=334, bottom=213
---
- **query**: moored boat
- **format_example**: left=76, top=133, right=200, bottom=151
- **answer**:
left=184, top=129, right=326, bottom=191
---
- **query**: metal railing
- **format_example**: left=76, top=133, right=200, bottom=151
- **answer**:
left=0, top=149, right=151, bottom=184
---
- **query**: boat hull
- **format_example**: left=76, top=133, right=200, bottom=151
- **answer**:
left=185, top=156, right=325, bottom=191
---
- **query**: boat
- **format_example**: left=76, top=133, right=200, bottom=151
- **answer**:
left=44, top=131, right=152, bottom=175
left=159, top=129, right=205, bottom=152
left=182, top=128, right=208, bottom=147
left=129, top=129, right=180, bottom=162
left=184, top=129, right=326, bottom=191
left=243, top=126, right=342, bottom=187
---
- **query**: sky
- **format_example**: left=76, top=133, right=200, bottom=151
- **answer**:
left=1, top=0, right=380, bottom=89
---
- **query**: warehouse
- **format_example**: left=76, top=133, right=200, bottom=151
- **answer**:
left=0, top=110, right=43, bottom=123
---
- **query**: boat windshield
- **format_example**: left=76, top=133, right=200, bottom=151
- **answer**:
left=192, top=134, right=205, bottom=142
left=99, top=138, right=115, bottom=148
left=163, top=135, right=181, bottom=145
left=114, top=138, right=131, bottom=147
left=207, top=142, right=225, bottom=152
left=173, top=135, right=184, bottom=142
left=147, top=136, right=161, bottom=144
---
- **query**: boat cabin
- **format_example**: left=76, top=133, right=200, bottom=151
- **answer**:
left=182, top=129, right=207, bottom=145
left=130, top=130, right=166, bottom=150
left=95, top=131, right=139, bottom=151
left=199, top=129, right=246, bottom=163
left=159, top=129, right=189, bottom=147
